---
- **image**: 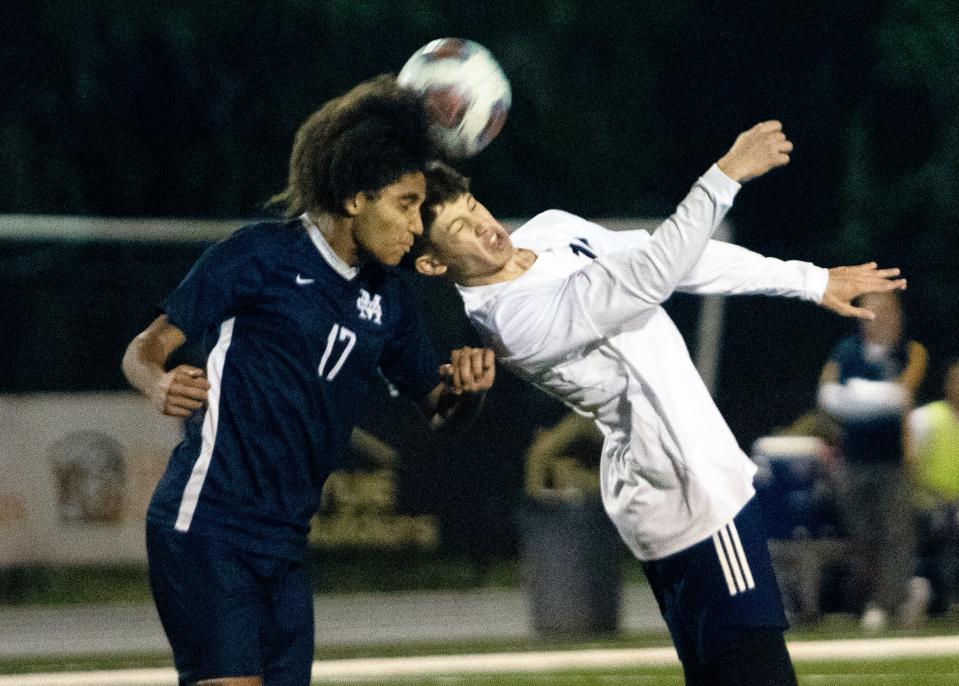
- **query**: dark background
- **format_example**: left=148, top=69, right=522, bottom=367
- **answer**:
left=3, top=1, right=957, bottom=558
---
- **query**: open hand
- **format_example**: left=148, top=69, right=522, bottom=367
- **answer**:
left=820, top=262, right=907, bottom=320
left=440, top=347, right=495, bottom=395
left=717, top=120, right=793, bottom=183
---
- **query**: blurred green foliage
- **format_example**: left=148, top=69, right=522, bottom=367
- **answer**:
left=841, top=0, right=959, bottom=360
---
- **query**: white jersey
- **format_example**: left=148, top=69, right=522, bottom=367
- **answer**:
left=457, top=165, right=828, bottom=560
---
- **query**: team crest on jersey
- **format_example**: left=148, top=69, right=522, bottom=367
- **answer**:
left=356, top=289, right=383, bottom=325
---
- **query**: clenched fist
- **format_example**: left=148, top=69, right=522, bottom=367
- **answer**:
left=440, top=347, right=495, bottom=395
left=717, top=120, right=793, bottom=183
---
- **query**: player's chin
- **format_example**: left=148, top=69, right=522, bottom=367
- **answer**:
left=377, top=248, right=408, bottom=266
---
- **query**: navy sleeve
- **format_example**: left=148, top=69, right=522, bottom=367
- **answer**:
left=378, top=281, right=440, bottom=401
left=162, top=227, right=263, bottom=341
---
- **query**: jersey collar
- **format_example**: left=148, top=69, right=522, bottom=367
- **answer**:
left=301, top=213, right=360, bottom=280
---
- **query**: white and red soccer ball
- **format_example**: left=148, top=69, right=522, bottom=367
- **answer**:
left=398, top=38, right=512, bottom=159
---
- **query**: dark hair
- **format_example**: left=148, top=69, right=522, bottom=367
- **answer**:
left=408, top=160, right=470, bottom=260
left=272, top=75, right=435, bottom=217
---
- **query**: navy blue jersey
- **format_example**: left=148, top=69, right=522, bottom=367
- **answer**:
left=147, top=219, right=439, bottom=559
left=829, top=335, right=907, bottom=465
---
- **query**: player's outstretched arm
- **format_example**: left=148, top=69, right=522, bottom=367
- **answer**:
left=819, top=262, right=907, bottom=320
left=424, top=346, right=495, bottom=432
left=480, top=122, right=796, bottom=368
left=587, top=120, right=794, bottom=308
left=122, top=314, right=210, bottom=417
left=717, top=120, right=793, bottom=183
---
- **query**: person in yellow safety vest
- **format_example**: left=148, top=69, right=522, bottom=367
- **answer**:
left=910, top=359, right=959, bottom=501
left=908, top=358, right=959, bottom=615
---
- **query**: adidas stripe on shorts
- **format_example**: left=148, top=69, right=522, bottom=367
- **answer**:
left=641, top=496, right=789, bottom=668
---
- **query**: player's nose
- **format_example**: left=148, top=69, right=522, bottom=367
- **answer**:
left=409, top=212, right=423, bottom=236
left=476, top=222, right=495, bottom=238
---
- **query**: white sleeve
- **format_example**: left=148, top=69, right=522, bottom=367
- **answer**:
left=487, top=165, right=738, bottom=366
left=817, top=378, right=908, bottom=422
left=567, top=212, right=827, bottom=304
left=572, top=164, right=739, bottom=332
left=676, top=240, right=829, bottom=302
left=908, top=405, right=934, bottom=458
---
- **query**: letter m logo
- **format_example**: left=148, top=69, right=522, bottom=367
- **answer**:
left=356, top=289, right=383, bottom=325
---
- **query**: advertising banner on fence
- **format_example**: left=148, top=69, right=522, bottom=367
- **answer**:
left=0, top=393, right=181, bottom=566
left=0, top=393, right=440, bottom=566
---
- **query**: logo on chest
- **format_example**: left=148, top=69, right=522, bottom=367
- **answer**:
left=569, top=237, right=597, bottom=260
left=356, top=288, right=383, bottom=325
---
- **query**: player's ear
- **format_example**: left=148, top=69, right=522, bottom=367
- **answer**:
left=414, top=253, right=448, bottom=277
left=343, top=192, right=366, bottom=217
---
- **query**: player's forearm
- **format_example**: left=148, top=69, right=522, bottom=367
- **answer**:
left=630, top=165, right=740, bottom=304
left=122, top=334, right=170, bottom=399
left=574, top=166, right=739, bottom=337
left=121, top=315, right=185, bottom=401
left=585, top=120, right=792, bottom=307
left=678, top=240, right=828, bottom=302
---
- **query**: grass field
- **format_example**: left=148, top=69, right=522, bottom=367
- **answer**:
left=4, top=638, right=959, bottom=686
left=3, top=657, right=958, bottom=685
left=308, top=659, right=959, bottom=685
left=4, top=608, right=959, bottom=685
left=312, top=658, right=959, bottom=686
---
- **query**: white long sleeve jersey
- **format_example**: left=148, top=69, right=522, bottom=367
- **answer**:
left=457, top=165, right=829, bottom=561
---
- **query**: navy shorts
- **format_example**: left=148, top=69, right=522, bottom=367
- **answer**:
left=642, top=497, right=789, bottom=670
left=146, top=522, right=314, bottom=686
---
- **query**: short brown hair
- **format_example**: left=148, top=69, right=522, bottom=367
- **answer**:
left=272, top=75, right=434, bottom=217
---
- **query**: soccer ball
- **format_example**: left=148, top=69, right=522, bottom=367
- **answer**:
left=398, top=38, right=511, bottom=159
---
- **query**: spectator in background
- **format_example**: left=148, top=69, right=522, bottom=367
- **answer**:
left=818, top=291, right=928, bottom=631
left=908, top=358, right=959, bottom=615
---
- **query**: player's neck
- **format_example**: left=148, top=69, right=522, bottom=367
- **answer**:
left=457, top=248, right=537, bottom=287
left=315, top=212, right=362, bottom=266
